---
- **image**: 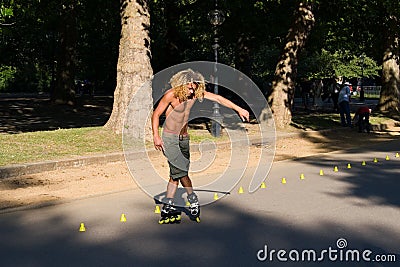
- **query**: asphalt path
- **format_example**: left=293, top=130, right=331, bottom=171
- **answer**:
left=0, top=140, right=399, bottom=267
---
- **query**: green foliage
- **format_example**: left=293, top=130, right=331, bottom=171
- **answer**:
left=0, top=0, right=397, bottom=97
left=299, top=49, right=380, bottom=80
left=0, top=0, right=119, bottom=93
left=251, top=42, right=281, bottom=84
left=340, top=54, right=380, bottom=78
left=0, top=66, right=16, bottom=91
left=0, top=5, right=13, bottom=19
left=0, top=0, right=15, bottom=31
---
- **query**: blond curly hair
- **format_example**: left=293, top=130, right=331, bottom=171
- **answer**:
left=169, top=69, right=206, bottom=102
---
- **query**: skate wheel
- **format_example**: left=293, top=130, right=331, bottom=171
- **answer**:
left=176, top=215, right=181, bottom=221
left=164, top=218, right=170, bottom=224
left=195, top=217, right=200, bottom=223
left=170, top=217, right=176, bottom=223
left=159, top=219, right=164, bottom=224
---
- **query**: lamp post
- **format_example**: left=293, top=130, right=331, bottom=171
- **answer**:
left=208, top=4, right=225, bottom=137
left=360, top=54, right=365, bottom=102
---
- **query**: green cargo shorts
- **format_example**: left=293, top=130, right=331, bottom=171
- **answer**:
left=162, top=132, right=190, bottom=180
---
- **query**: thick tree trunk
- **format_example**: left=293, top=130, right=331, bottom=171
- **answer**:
left=51, top=4, right=77, bottom=105
left=105, top=0, right=153, bottom=137
left=377, top=14, right=399, bottom=113
left=267, top=2, right=315, bottom=129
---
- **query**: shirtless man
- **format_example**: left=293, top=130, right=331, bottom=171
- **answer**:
left=152, top=69, right=249, bottom=223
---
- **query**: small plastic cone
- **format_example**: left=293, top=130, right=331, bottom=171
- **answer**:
left=214, top=193, right=219, bottom=200
left=260, top=182, right=266, bottom=188
left=79, top=223, right=86, bottom=232
left=319, top=170, right=324, bottom=176
left=385, top=155, right=390, bottom=160
left=238, top=186, right=244, bottom=193
left=154, top=205, right=161, bottom=214
left=281, top=178, right=287, bottom=184
left=347, top=163, right=351, bottom=169
left=334, top=166, right=338, bottom=172
left=374, top=158, right=378, bottom=163
left=396, top=153, right=399, bottom=158
left=120, top=214, right=127, bottom=222
left=300, top=173, right=305, bottom=180
left=362, top=161, right=366, bottom=166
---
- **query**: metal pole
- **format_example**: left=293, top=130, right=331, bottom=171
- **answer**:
left=210, top=0, right=222, bottom=137
left=360, top=55, right=365, bottom=102
left=211, top=30, right=222, bottom=137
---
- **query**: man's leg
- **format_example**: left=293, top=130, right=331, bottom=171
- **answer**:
left=339, top=102, right=346, bottom=126
left=358, top=113, right=365, bottom=132
left=344, top=102, right=351, bottom=126
left=360, top=113, right=370, bottom=133
left=180, top=175, right=200, bottom=219
left=180, top=175, right=194, bottom=195
left=166, top=177, right=179, bottom=199
left=160, top=177, right=181, bottom=224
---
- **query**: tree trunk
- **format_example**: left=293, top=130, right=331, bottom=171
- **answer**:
left=377, top=14, right=399, bottom=113
left=105, top=0, right=153, bottom=137
left=51, top=3, right=77, bottom=105
left=267, top=2, right=315, bottom=129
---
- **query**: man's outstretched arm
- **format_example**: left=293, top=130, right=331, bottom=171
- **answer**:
left=204, top=91, right=250, bottom=122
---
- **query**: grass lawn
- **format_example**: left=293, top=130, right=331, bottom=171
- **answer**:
left=0, top=126, right=230, bottom=166
left=0, top=127, right=121, bottom=166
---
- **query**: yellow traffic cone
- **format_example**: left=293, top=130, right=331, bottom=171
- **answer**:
left=120, top=213, right=127, bottom=222
left=319, top=169, right=324, bottom=176
left=260, top=182, right=266, bottom=188
left=79, top=223, right=86, bottom=232
left=214, top=193, right=219, bottom=200
left=238, top=186, right=244, bottom=194
left=334, top=166, right=339, bottom=172
left=281, top=178, right=287, bottom=184
left=347, top=163, right=352, bottom=169
left=300, top=173, right=305, bottom=180
left=374, top=158, right=378, bottom=163
left=154, top=205, right=161, bottom=214
left=361, top=161, right=366, bottom=166
left=385, top=155, right=390, bottom=161
left=396, top=152, right=399, bottom=158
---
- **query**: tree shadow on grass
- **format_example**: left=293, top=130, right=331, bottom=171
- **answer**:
left=0, top=95, right=113, bottom=134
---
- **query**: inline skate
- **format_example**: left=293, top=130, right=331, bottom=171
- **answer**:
left=187, top=193, right=200, bottom=223
left=159, top=198, right=181, bottom=224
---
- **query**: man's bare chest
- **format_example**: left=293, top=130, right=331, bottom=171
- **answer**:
left=169, top=99, right=195, bottom=114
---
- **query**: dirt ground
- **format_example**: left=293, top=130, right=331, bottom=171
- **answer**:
left=1, top=123, right=399, bottom=211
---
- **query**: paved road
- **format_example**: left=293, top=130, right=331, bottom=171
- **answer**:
left=0, top=140, right=399, bottom=267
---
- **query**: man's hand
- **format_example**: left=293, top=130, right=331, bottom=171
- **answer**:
left=153, top=135, right=164, bottom=151
left=238, top=108, right=250, bottom=122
